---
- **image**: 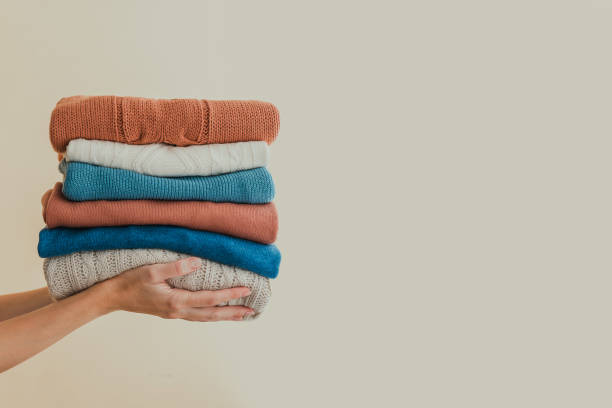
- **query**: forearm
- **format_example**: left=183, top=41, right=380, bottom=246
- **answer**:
left=0, top=282, right=115, bottom=373
left=0, top=288, right=53, bottom=321
left=0, top=257, right=252, bottom=374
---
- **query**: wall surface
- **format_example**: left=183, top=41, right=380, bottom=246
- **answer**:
left=0, top=1, right=611, bottom=406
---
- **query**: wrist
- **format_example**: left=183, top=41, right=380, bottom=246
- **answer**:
left=88, top=278, right=122, bottom=315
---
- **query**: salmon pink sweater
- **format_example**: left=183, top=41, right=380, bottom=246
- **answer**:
left=42, top=183, right=278, bottom=244
left=50, top=96, right=280, bottom=152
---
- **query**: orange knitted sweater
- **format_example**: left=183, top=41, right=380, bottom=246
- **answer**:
left=42, top=183, right=278, bottom=244
left=49, top=96, right=280, bottom=152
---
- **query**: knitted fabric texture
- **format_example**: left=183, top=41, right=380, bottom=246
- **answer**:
left=42, top=183, right=278, bottom=244
left=49, top=96, right=280, bottom=152
left=60, top=161, right=275, bottom=203
left=65, top=139, right=270, bottom=177
left=44, top=249, right=271, bottom=318
left=38, top=226, right=281, bottom=279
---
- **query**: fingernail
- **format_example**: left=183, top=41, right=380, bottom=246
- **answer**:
left=243, top=310, right=255, bottom=319
left=242, top=288, right=251, bottom=297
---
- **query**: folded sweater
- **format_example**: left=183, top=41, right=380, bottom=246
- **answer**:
left=44, top=249, right=271, bottom=317
left=50, top=96, right=280, bottom=152
left=60, top=161, right=274, bottom=203
left=38, top=226, right=281, bottom=279
left=65, top=139, right=270, bottom=177
left=42, top=183, right=278, bottom=244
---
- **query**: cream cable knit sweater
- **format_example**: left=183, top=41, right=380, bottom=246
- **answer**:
left=65, top=139, right=270, bottom=177
left=44, top=249, right=271, bottom=318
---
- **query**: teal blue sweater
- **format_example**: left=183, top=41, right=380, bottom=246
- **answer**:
left=38, top=226, right=280, bottom=279
left=60, top=161, right=275, bottom=203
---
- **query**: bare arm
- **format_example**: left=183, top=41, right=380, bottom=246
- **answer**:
left=0, top=288, right=53, bottom=321
left=0, top=257, right=253, bottom=373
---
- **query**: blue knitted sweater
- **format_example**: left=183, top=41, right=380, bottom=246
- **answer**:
left=60, top=161, right=275, bottom=203
left=38, top=226, right=281, bottom=279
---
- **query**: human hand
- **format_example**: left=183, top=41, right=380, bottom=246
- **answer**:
left=100, top=257, right=254, bottom=321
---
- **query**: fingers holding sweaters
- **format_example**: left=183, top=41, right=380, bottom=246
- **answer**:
left=103, top=258, right=255, bottom=321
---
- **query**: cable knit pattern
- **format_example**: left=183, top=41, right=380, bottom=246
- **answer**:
left=49, top=96, right=280, bottom=152
left=65, top=139, right=270, bottom=177
left=41, top=183, right=278, bottom=243
left=44, top=249, right=271, bottom=318
left=38, top=226, right=281, bottom=279
left=60, top=160, right=275, bottom=203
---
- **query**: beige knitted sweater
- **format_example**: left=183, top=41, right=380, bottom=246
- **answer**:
left=44, top=249, right=271, bottom=317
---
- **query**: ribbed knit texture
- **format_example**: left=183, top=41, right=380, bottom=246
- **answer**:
left=49, top=96, right=280, bottom=152
left=38, top=226, right=281, bottom=279
left=60, top=160, right=275, bottom=203
left=65, top=139, right=270, bottom=177
left=44, top=249, right=271, bottom=318
left=42, top=183, right=278, bottom=244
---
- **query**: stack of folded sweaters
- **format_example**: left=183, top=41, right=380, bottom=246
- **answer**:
left=36, top=96, right=281, bottom=318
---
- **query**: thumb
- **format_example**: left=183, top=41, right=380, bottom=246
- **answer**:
left=149, top=257, right=202, bottom=282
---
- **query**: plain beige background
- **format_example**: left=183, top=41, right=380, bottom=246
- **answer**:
left=0, top=0, right=611, bottom=406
